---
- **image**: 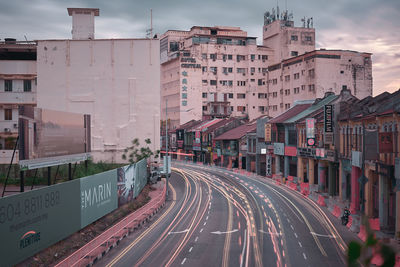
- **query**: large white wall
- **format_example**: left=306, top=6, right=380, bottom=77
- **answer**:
left=37, top=39, right=160, bottom=163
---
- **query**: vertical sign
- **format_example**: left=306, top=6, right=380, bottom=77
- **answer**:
left=265, top=123, right=272, bottom=142
left=306, top=118, right=316, bottom=146
left=324, top=105, right=333, bottom=133
left=266, top=154, right=272, bottom=177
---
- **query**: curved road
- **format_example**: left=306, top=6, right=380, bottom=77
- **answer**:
left=97, top=162, right=351, bottom=267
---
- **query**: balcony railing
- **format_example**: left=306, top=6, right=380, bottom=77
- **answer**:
left=0, top=91, right=36, bottom=104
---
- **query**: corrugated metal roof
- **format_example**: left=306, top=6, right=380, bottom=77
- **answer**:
left=176, top=120, right=203, bottom=131
left=202, top=118, right=236, bottom=134
left=214, top=123, right=256, bottom=140
left=191, top=119, right=222, bottom=132
left=268, top=104, right=312, bottom=124
left=284, top=94, right=338, bottom=123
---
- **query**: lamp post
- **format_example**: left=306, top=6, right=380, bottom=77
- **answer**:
left=165, top=99, right=169, bottom=197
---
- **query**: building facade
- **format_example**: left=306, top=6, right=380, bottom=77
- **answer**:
left=36, top=8, right=160, bottom=162
left=0, top=39, right=37, bottom=164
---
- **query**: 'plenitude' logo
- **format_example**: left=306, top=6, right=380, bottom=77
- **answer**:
left=20, top=231, right=41, bottom=249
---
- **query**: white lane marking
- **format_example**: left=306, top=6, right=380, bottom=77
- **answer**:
left=240, top=229, right=247, bottom=267
left=204, top=222, right=207, bottom=226
left=303, top=253, right=307, bottom=260
left=211, top=229, right=239, bottom=235
left=181, top=258, right=187, bottom=265
left=299, top=241, right=303, bottom=247
left=310, top=232, right=336, bottom=238
left=189, top=247, right=193, bottom=253
left=206, top=216, right=209, bottom=220
left=200, top=228, right=204, bottom=233
left=195, top=236, right=199, bottom=242
left=258, top=230, right=282, bottom=236
left=168, top=229, right=190, bottom=235
left=283, top=213, right=287, bottom=217
left=290, top=224, right=294, bottom=230
left=294, top=232, right=298, bottom=238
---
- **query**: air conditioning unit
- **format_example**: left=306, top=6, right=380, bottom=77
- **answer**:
left=263, top=73, right=266, bottom=76
left=4, top=128, right=11, bottom=133
left=13, top=123, right=18, bottom=128
left=242, top=73, right=245, bottom=76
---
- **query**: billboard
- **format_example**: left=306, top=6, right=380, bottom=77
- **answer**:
left=324, top=105, right=333, bottom=133
left=265, top=123, right=272, bottom=142
left=19, top=106, right=90, bottom=163
left=0, top=159, right=148, bottom=266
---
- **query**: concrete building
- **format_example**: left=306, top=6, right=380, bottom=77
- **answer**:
left=267, top=49, right=373, bottom=117
left=0, top=39, right=37, bottom=164
left=37, top=8, right=160, bottom=162
left=161, top=8, right=373, bottom=127
left=160, top=26, right=274, bottom=130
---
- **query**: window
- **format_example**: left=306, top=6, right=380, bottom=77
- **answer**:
left=291, top=51, right=298, bottom=56
left=237, top=81, right=246, bottom=86
left=237, top=93, right=246, bottom=99
left=210, top=54, right=217, bottom=60
left=169, top=42, right=179, bottom=52
left=236, top=55, right=245, bottom=62
left=250, top=79, right=255, bottom=82
left=294, top=87, right=300, bottom=94
left=258, top=79, right=265, bottom=86
left=210, top=67, right=217, bottom=74
left=258, top=93, right=267, bottom=99
left=285, top=103, right=291, bottom=110
left=262, top=55, right=268, bottom=61
left=228, top=93, right=233, bottom=99
left=182, top=78, right=187, bottom=84
left=220, top=80, right=229, bottom=86
left=202, top=53, right=207, bottom=59
left=230, top=106, right=234, bottom=111
left=228, top=54, right=233, bottom=60
left=237, top=68, right=246, bottom=74
left=285, top=75, right=290, bottom=82
left=228, top=67, right=233, bottom=73
left=4, top=109, right=12, bottom=120
left=272, top=79, right=278, bottom=85
left=301, top=70, right=305, bottom=76
left=262, top=68, right=268, bottom=73
left=285, top=89, right=290, bottom=95
left=272, top=105, right=278, bottom=111
left=272, top=92, right=278, bottom=98
left=308, top=68, right=315, bottom=78
left=202, top=66, right=207, bottom=73
left=305, top=36, right=312, bottom=41
left=222, top=67, right=228, bottom=74
left=308, top=84, right=315, bottom=92
left=202, top=106, right=207, bottom=111
left=342, top=85, right=347, bottom=90
left=182, top=93, right=187, bottom=99
left=24, top=80, right=32, bottom=92
left=183, top=52, right=190, bottom=57
left=294, top=73, right=300, bottom=80
left=202, top=92, right=208, bottom=98
left=250, top=67, right=255, bottom=73
left=340, top=70, right=344, bottom=74
left=202, top=80, right=208, bottom=85
left=258, top=106, right=265, bottom=112
left=210, top=80, right=217, bottom=86
left=301, top=85, right=305, bottom=90
left=237, top=106, right=246, bottom=112
left=182, top=100, right=187, bottom=106
left=4, top=80, right=12, bottom=92
left=291, top=35, right=298, bottom=41
left=250, top=54, right=255, bottom=61
left=228, top=80, right=233, bottom=86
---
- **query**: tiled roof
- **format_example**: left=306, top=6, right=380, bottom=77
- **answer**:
left=214, top=123, right=256, bottom=140
left=202, top=118, right=236, bottom=134
left=268, top=104, right=312, bottom=124
left=176, top=120, right=203, bottom=131
left=190, top=119, right=222, bottom=132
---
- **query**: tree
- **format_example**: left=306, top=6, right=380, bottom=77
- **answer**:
left=122, top=138, right=160, bottom=164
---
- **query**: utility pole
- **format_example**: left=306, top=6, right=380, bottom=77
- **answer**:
left=165, top=99, right=169, bottom=197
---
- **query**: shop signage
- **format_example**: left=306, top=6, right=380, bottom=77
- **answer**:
left=324, top=132, right=334, bottom=145
left=273, top=143, right=285, bottom=156
left=352, top=151, right=362, bottom=168
left=324, top=105, right=333, bottom=133
left=176, top=129, right=184, bottom=149
left=265, top=123, right=272, bottom=142
left=181, top=57, right=201, bottom=68
left=266, top=154, right=272, bottom=177
left=284, top=146, right=297, bottom=156
left=261, top=148, right=267, bottom=154
left=297, top=147, right=336, bottom=161
left=306, top=118, right=316, bottom=146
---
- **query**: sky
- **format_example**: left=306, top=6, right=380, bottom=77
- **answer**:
left=1, top=0, right=399, bottom=96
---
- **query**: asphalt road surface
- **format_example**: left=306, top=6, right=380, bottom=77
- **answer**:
left=97, top=162, right=354, bottom=267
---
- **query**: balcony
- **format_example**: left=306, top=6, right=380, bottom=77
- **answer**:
left=0, top=91, right=36, bottom=105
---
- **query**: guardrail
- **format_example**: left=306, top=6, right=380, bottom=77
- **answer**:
left=55, top=182, right=166, bottom=267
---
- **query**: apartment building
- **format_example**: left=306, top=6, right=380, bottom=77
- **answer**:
left=267, top=49, right=373, bottom=117
left=160, top=26, right=274, bottom=130
left=162, top=9, right=373, bottom=127
left=0, top=39, right=37, bottom=163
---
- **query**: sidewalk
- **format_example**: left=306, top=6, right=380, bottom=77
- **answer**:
left=54, top=179, right=166, bottom=267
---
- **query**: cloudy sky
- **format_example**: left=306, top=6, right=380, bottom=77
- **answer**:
left=1, top=0, right=399, bottom=96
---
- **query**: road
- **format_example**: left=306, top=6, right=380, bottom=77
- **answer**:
left=97, top=162, right=353, bottom=267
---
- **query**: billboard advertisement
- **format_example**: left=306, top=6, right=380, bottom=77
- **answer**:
left=19, top=106, right=91, bottom=161
left=80, top=169, right=118, bottom=228
left=0, top=180, right=81, bottom=267
left=0, top=159, right=148, bottom=266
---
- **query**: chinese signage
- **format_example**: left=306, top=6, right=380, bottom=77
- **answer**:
left=297, top=147, right=335, bottom=161
left=176, top=129, right=184, bottom=149
left=324, top=105, right=333, bottom=133
left=284, top=146, right=297, bottom=156
left=265, top=123, right=272, bottom=142
left=266, top=154, right=272, bottom=177
left=306, top=118, right=316, bottom=146
left=181, top=57, right=201, bottom=68
left=273, top=143, right=285, bottom=156
left=193, top=131, right=201, bottom=151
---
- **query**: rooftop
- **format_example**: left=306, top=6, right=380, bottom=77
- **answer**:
left=214, top=122, right=256, bottom=141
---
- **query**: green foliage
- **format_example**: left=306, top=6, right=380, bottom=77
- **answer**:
left=122, top=138, right=159, bottom=164
left=347, top=217, right=396, bottom=267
